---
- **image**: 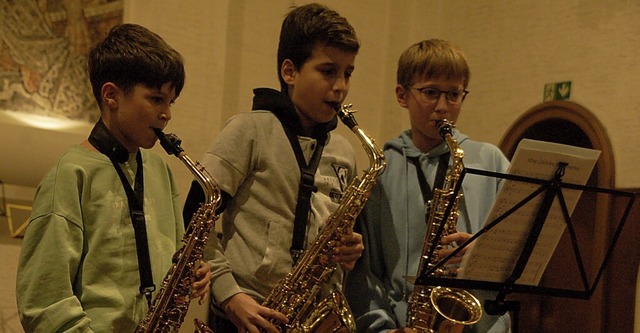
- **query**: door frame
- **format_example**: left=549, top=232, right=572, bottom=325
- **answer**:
left=498, top=100, right=614, bottom=333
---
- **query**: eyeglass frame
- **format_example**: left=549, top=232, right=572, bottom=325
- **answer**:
left=408, top=86, right=469, bottom=105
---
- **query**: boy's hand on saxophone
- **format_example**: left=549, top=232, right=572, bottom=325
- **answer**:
left=191, top=261, right=212, bottom=304
left=334, top=231, right=364, bottom=271
left=222, top=293, right=288, bottom=333
left=439, top=232, right=474, bottom=265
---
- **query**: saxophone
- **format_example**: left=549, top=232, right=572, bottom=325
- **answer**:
left=260, top=104, right=386, bottom=332
left=406, top=120, right=482, bottom=333
left=135, top=128, right=222, bottom=333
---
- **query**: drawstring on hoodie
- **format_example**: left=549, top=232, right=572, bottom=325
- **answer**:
left=402, top=147, right=412, bottom=301
left=401, top=146, right=450, bottom=301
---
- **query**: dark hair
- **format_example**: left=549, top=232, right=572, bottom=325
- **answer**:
left=277, top=3, right=359, bottom=92
left=88, top=23, right=185, bottom=106
left=397, top=39, right=470, bottom=89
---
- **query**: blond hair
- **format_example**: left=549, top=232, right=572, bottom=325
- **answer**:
left=396, top=39, right=469, bottom=88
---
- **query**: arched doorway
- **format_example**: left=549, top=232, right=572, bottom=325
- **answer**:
left=498, top=101, right=631, bottom=333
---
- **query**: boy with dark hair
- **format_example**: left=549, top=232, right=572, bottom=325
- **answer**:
left=182, top=3, right=363, bottom=332
left=344, top=39, right=512, bottom=333
left=16, top=23, right=211, bottom=332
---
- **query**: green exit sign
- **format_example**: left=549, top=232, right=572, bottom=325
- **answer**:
left=544, top=81, right=571, bottom=101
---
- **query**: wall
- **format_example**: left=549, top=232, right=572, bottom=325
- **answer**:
left=4, top=0, right=640, bottom=196
left=447, top=1, right=640, bottom=190
left=124, top=0, right=414, bottom=197
left=125, top=0, right=640, bottom=194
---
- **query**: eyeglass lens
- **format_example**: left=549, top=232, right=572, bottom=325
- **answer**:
left=418, top=88, right=466, bottom=104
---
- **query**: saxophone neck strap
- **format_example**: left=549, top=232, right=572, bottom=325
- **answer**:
left=283, top=127, right=326, bottom=264
left=412, top=152, right=450, bottom=204
left=88, top=119, right=156, bottom=305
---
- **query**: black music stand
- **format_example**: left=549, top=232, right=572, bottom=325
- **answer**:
left=0, top=179, right=6, bottom=216
left=414, top=164, right=637, bottom=333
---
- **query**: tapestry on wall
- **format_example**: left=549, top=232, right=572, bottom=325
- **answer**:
left=0, top=0, right=123, bottom=123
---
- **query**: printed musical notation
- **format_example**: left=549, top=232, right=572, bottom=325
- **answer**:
left=457, top=139, right=600, bottom=286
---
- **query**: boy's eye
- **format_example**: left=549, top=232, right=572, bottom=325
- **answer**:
left=422, top=88, right=441, bottom=98
left=415, top=87, right=468, bottom=104
left=448, top=91, right=462, bottom=99
left=150, top=96, right=164, bottom=104
left=321, top=68, right=337, bottom=76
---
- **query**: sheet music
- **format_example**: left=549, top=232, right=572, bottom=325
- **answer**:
left=457, top=139, right=600, bottom=286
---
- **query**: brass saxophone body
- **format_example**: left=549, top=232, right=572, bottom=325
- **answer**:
left=260, top=104, right=386, bottom=333
left=406, top=120, right=482, bottom=333
left=135, top=128, right=222, bottom=333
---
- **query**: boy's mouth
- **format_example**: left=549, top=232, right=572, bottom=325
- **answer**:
left=151, top=127, right=164, bottom=137
left=325, top=101, right=341, bottom=111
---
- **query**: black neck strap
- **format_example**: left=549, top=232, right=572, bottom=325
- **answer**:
left=411, top=152, right=450, bottom=205
left=283, top=127, right=326, bottom=264
left=251, top=89, right=333, bottom=264
left=88, top=120, right=156, bottom=306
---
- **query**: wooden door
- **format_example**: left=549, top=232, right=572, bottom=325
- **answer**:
left=497, top=101, right=635, bottom=333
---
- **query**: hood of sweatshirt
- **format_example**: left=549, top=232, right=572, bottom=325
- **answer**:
left=252, top=87, right=338, bottom=139
left=384, top=129, right=469, bottom=159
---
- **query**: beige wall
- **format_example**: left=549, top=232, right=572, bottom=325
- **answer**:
left=3, top=0, right=640, bottom=331
left=123, top=0, right=640, bottom=195
left=4, top=0, right=640, bottom=196
left=123, top=0, right=416, bottom=198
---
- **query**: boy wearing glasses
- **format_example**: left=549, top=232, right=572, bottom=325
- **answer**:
left=344, top=39, right=511, bottom=332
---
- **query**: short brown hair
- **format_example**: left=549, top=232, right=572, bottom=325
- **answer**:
left=396, top=39, right=470, bottom=88
left=88, top=23, right=185, bottom=107
left=277, top=3, right=359, bottom=92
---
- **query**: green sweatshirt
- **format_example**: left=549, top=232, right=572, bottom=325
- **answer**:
left=16, top=145, right=184, bottom=332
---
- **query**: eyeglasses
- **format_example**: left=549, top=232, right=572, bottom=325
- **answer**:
left=410, top=87, right=469, bottom=105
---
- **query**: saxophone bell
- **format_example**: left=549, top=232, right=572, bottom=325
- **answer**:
left=429, top=286, right=482, bottom=326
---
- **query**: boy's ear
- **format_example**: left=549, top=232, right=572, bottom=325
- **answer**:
left=102, top=82, right=119, bottom=109
left=395, top=84, right=409, bottom=108
left=281, top=59, right=297, bottom=85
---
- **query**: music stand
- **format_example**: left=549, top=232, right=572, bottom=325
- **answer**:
left=414, top=164, right=637, bottom=333
left=0, top=179, right=6, bottom=216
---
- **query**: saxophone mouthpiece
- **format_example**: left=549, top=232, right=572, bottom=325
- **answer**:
left=437, top=119, right=454, bottom=139
left=153, top=127, right=184, bottom=157
left=336, top=104, right=359, bottom=130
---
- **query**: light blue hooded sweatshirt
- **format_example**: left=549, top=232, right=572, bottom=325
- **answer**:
left=344, top=129, right=512, bottom=333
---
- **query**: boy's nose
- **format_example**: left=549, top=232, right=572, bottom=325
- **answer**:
left=333, top=77, right=348, bottom=92
left=434, top=95, right=449, bottom=113
left=159, top=109, right=172, bottom=123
